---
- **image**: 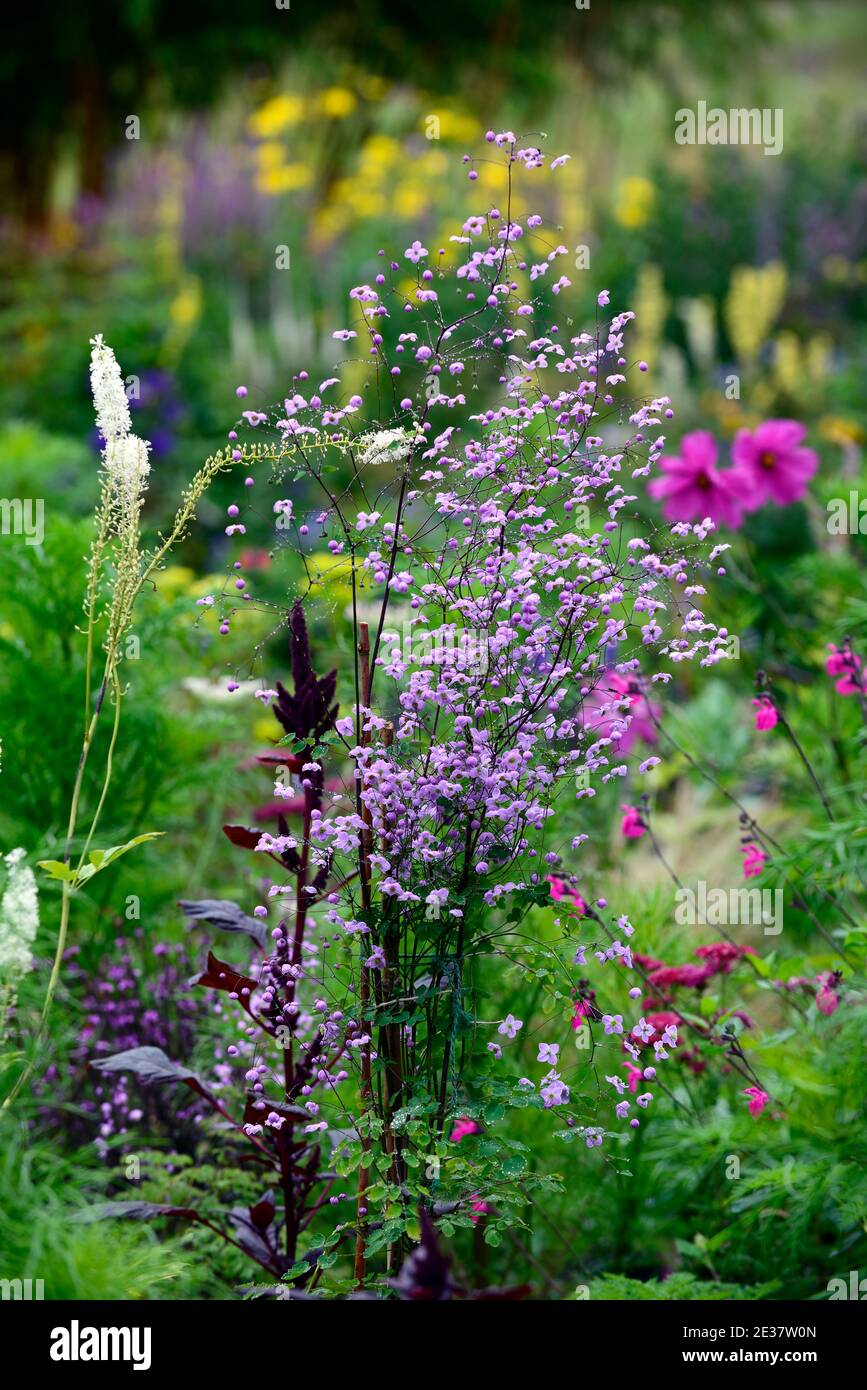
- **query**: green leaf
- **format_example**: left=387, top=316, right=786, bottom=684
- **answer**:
left=501, top=1154, right=528, bottom=1178
left=39, top=833, right=165, bottom=889
left=37, top=860, right=77, bottom=883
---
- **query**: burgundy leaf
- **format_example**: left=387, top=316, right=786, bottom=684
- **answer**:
left=222, top=824, right=263, bottom=849
left=72, top=1201, right=200, bottom=1223
left=179, top=897, right=268, bottom=951
left=89, top=1046, right=203, bottom=1090
left=191, top=950, right=258, bottom=1000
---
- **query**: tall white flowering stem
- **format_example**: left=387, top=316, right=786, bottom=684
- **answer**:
left=1, top=338, right=274, bottom=1109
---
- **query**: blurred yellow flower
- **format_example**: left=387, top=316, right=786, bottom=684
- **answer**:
left=359, top=134, right=402, bottom=169
left=821, top=254, right=850, bottom=285
left=256, top=141, right=288, bottom=169
left=154, top=565, right=197, bottom=598
left=614, top=176, right=656, bottom=229
left=819, top=416, right=864, bottom=446
left=320, top=87, right=357, bottom=119
left=725, top=263, right=787, bottom=362
left=169, top=277, right=202, bottom=329
left=360, top=75, right=389, bottom=101
left=679, top=296, right=716, bottom=368
left=313, top=205, right=352, bottom=244
left=430, top=111, right=480, bottom=144
left=418, top=148, right=449, bottom=177
left=255, top=163, right=313, bottom=196
left=253, top=715, right=278, bottom=744
left=477, top=161, right=509, bottom=191
left=394, top=182, right=428, bottom=218
left=248, top=94, right=305, bottom=139
left=633, top=264, right=668, bottom=370
left=774, top=330, right=832, bottom=394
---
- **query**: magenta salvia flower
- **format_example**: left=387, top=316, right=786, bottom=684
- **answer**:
left=620, top=804, right=646, bottom=838
left=731, top=419, right=818, bottom=507
left=752, top=695, right=779, bottom=730
left=742, top=1085, right=770, bottom=1117
left=742, top=843, right=768, bottom=878
left=826, top=642, right=862, bottom=696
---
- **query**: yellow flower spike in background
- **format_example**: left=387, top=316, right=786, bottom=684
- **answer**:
left=253, top=715, right=278, bottom=744
left=633, top=264, right=668, bottom=377
left=256, top=140, right=289, bottom=170
left=255, top=163, right=313, bottom=196
left=614, top=175, right=656, bottom=229
left=394, top=183, right=429, bottom=219
left=320, top=87, right=357, bottom=119
left=724, top=262, right=787, bottom=363
left=805, top=333, right=832, bottom=383
left=428, top=110, right=480, bottom=144
left=247, top=93, right=305, bottom=138
left=169, top=277, right=202, bottom=330
left=153, top=565, right=197, bottom=600
left=819, top=416, right=864, bottom=447
left=773, top=330, right=802, bottom=396
left=679, top=296, right=717, bottom=370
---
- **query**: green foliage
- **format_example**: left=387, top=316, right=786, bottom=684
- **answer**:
left=584, top=1273, right=777, bottom=1301
left=0, top=1119, right=192, bottom=1300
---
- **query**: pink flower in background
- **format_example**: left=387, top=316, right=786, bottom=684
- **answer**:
left=648, top=963, right=711, bottom=989
left=732, top=419, right=818, bottom=508
left=694, top=942, right=756, bottom=975
left=826, top=644, right=862, bottom=696
left=571, top=999, right=593, bottom=1031
left=547, top=875, right=588, bottom=916
left=648, top=431, right=747, bottom=528
left=450, top=1116, right=480, bottom=1143
left=752, top=695, right=779, bottom=730
left=816, top=973, right=840, bottom=1017
left=470, top=1198, right=491, bottom=1224
left=620, top=804, right=646, bottom=839
left=624, top=1062, right=643, bottom=1093
left=583, top=671, right=660, bottom=753
left=742, top=844, right=767, bottom=878
left=742, top=1086, right=770, bottom=1118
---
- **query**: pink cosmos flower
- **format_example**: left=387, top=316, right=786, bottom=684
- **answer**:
left=647, top=431, right=747, bottom=529
left=620, top=805, right=646, bottom=839
left=731, top=419, right=818, bottom=508
left=742, top=1086, right=769, bottom=1118
left=826, top=644, right=862, bottom=696
left=752, top=695, right=779, bottom=731
left=742, top=844, right=767, bottom=879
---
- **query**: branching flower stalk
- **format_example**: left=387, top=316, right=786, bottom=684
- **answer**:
left=199, top=129, right=749, bottom=1281
left=2, top=340, right=272, bottom=1109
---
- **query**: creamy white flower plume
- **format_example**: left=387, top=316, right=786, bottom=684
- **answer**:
left=89, top=333, right=132, bottom=443
left=0, top=849, right=39, bottom=980
left=357, top=426, right=423, bottom=470
left=107, top=434, right=151, bottom=499
left=89, top=335, right=151, bottom=522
